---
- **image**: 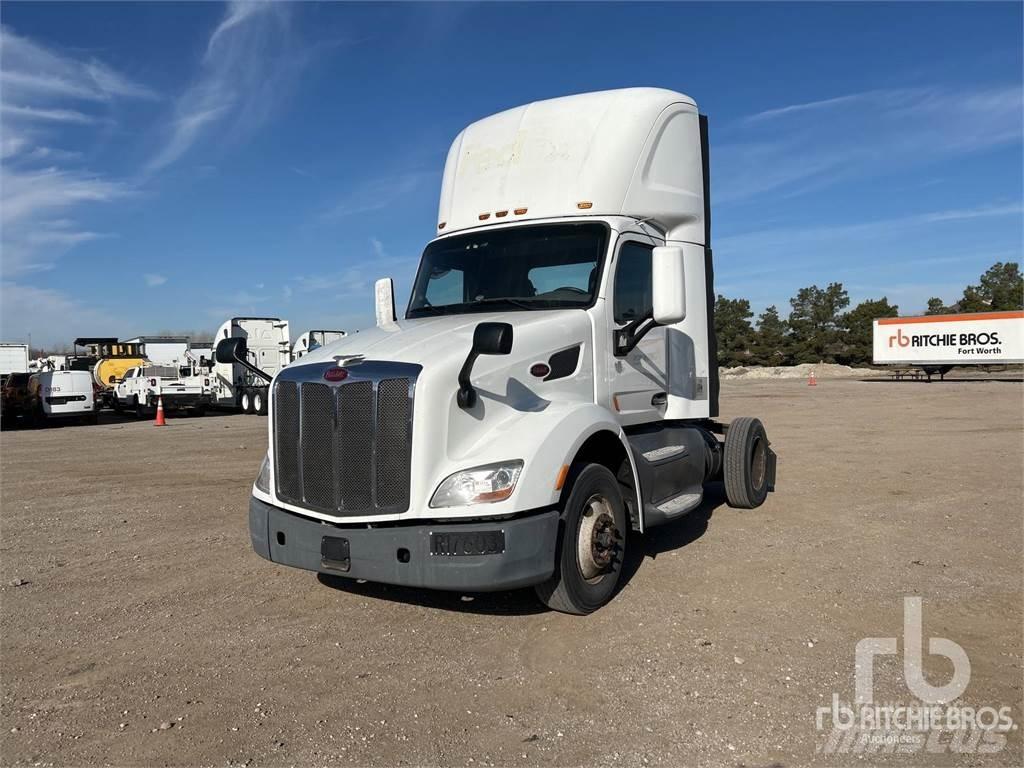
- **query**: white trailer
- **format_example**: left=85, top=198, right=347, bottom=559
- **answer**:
left=122, top=336, right=190, bottom=367
left=873, top=311, right=1024, bottom=379
left=292, top=330, right=347, bottom=360
left=238, top=88, right=776, bottom=614
left=211, top=317, right=291, bottom=415
left=0, top=343, right=29, bottom=379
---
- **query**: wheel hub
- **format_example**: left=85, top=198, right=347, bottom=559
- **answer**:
left=577, top=495, right=621, bottom=582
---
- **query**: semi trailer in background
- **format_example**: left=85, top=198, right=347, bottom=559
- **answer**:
left=210, top=317, right=291, bottom=415
left=0, top=343, right=30, bottom=381
left=240, top=87, right=776, bottom=614
left=873, top=310, right=1024, bottom=379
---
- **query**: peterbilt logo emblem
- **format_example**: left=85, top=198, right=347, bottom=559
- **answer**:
left=323, top=368, right=349, bottom=382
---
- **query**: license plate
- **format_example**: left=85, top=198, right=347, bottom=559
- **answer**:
left=320, top=536, right=350, bottom=571
left=430, top=530, right=505, bottom=556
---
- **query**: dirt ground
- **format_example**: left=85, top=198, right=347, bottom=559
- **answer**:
left=1, top=376, right=1022, bottom=767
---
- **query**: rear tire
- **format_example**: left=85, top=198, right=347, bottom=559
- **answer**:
left=134, top=396, right=147, bottom=420
left=534, top=463, right=627, bottom=615
left=254, top=389, right=266, bottom=416
left=724, top=417, right=770, bottom=509
left=241, top=390, right=254, bottom=414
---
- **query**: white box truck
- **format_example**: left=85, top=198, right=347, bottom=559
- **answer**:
left=0, top=343, right=30, bottom=380
left=873, top=311, right=1024, bottom=380
left=236, top=88, right=776, bottom=614
left=211, top=317, right=291, bottom=415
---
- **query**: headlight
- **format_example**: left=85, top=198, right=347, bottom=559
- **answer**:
left=254, top=453, right=271, bottom=494
left=430, top=460, right=523, bottom=508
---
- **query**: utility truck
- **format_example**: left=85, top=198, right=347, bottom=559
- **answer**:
left=233, top=88, right=776, bottom=614
left=112, top=365, right=212, bottom=417
left=873, top=311, right=1024, bottom=380
left=210, top=317, right=291, bottom=415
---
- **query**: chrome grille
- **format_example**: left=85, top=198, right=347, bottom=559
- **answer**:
left=273, top=362, right=418, bottom=516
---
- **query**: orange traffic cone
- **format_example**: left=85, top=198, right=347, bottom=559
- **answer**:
left=154, top=396, right=166, bottom=426
left=808, top=369, right=817, bottom=387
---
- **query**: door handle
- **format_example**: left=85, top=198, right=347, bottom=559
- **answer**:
left=651, top=392, right=667, bottom=407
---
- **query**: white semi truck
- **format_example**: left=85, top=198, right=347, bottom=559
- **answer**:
left=210, top=317, right=291, bottom=415
left=292, top=330, right=347, bottom=360
left=235, top=88, right=776, bottom=614
left=873, top=311, right=1024, bottom=380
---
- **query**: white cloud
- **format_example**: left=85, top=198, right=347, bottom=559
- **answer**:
left=1, top=104, right=97, bottom=124
left=1, top=166, right=131, bottom=228
left=321, top=172, right=434, bottom=219
left=0, top=26, right=158, bottom=104
left=0, top=281, right=122, bottom=346
left=144, top=273, right=168, bottom=287
left=0, top=27, right=153, bottom=275
left=717, top=85, right=1023, bottom=204
left=145, top=1, right=302, bottom=172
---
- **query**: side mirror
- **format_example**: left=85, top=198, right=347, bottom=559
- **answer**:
left=375, top=277, right=398, bottom=329
left=472, top=322, right=513, bottom=356
left=216, top=336, right=246, bottom=364
left=652, top=246, right=686, bottom=324
left=457, top=322, right=513, bottom=409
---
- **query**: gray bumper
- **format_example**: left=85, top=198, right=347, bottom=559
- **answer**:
left=249, top=497, right=559, bottom=592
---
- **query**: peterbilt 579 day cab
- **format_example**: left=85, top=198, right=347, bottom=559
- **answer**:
left=233, top=88, right=776, bottom=614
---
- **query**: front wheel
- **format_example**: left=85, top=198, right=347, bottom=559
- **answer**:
left=534, top=463, right=627, bottom=615
left=724, top=416, right=771, bottom=509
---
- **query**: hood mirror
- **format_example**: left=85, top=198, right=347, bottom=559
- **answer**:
left=458, top=322, right=513, bottom=409
left=375, top=277, right=398, bottom=330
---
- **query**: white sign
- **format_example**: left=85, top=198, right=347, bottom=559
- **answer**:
left=872, top=312, right=1024, bottom=365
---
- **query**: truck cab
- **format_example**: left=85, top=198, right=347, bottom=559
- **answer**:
left=241, top=88, right=776, bottom=614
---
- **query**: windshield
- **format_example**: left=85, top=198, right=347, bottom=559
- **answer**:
left=407, top=223, right=608, bottom=318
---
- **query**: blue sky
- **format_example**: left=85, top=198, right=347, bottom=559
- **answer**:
left=2, top=1, right=1021, bottom=348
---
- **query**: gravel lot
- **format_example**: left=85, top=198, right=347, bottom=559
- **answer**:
left=1, top=377, right=1021, bottom=767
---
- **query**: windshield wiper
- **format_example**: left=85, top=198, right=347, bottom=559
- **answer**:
left=471, top=297, right=541, bottom=311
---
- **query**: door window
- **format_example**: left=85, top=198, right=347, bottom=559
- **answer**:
left=613, top=242, right=653, bottom=324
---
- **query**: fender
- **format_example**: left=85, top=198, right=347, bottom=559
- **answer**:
left=445, top=400, right=646, bottom=532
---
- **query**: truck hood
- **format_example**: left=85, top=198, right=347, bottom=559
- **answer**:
left=295, top=310, right=592, bottom=370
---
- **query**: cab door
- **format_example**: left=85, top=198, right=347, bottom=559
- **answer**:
left=606, top=235, right=668, bottom=425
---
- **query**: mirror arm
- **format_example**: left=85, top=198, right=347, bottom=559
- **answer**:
left=457, top=350, right=481, bottom=408
left=614, top=310, right=658, bottom=357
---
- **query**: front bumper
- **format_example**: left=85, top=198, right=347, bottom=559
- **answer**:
left=249, top=497, right=559, bottom=592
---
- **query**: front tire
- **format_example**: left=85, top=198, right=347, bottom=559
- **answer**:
left=534, top=463, right=627, bottom=615
left=724, top=417, right=770, bottom=509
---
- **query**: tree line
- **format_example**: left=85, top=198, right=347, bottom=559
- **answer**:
left=714, top=261, right=1023, bottom=368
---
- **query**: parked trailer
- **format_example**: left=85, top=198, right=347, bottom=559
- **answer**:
left=873, top=310, right=1024, bottom=380
left=292, top=330, right=347, bottom=360
left=0, top=343, right=29, bottom=381
left=238, top=88, right=777, bottom=614
left=210, top=317, right=290, bottom=415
